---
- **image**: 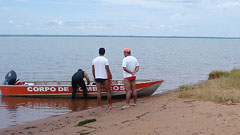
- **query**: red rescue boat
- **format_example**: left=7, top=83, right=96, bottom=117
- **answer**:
left=0, top=80, right=163, bottom=98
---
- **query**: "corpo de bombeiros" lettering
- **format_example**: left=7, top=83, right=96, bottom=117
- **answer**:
left=27, top=85, right=125, bottom=92
left=27, top=87, right=69, bottom=92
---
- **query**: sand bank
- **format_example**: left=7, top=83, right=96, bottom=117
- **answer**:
left=1, top=89, right=240, bottom=135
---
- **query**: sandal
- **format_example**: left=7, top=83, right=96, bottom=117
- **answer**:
left=121, top=104, right=130, bottom=109
left=130, top=103, right=137, bottom=106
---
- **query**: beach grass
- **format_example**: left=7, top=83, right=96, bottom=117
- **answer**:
left=178, top=69, right=240, bottom=103
left=208, top=70, right=230, bottom=80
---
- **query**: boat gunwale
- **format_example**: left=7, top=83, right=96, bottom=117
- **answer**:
left=0, top=79, right=163, bottom=87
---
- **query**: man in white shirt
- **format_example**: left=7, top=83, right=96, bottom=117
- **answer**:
left=121, top=48, right=139, bottom=109
left=92, top=48, right=113, bottom=107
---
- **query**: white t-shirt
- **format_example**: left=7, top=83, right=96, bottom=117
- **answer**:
left=122, top=56, right=139, bottom=78
left=92, top=56, right=109, bottom=79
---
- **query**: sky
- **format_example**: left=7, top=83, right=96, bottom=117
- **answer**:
left=0, top=0, right=240, bottom=37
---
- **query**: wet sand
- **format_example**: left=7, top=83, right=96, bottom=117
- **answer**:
left=1, top=89, right=240, bottom=135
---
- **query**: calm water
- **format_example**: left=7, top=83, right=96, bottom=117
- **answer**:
left=0, top=37, right=240, bottom=129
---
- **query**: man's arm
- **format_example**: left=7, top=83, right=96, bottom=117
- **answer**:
left=123, top=66, right=139, bottom=76
left=122, top=59, right=132, bottom=75
left=84, top=72, right=91, bottom=85
left=123, top=67, right=133, bottom=75
left=92, top=65, right=95, bottom=80
left=133, top=66, right=139, bottom=75
left=105, top=65, right=112, bottom=80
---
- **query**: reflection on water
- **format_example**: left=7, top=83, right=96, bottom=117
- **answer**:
left=0, top=96, right=123, bottom=129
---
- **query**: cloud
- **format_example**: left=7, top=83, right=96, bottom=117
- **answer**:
left=97, top=0, right=196, bottom=9
left=15, top=0, right=31, bottom=2
left=53, top=20, right=63, bottom=25
left=1, top=0, right=240, bottom=36
left=74, top=23, right=107, bottom=30
left=126, top=24, right=185, bottom=33
left=154, top=24, right=168, bottom=30
left=132, top=25, right=151, bottom=29
left=8, top=20, right=15, bottom=24
left=0, top=0, right=31, bottom=2
left=63, top=20, right=118, bottom=30
left=65, top=21, right=89, bottom=26
left=0, top=7, right=12, bottom=11
left=15, top=24, right=21, bottom=27
left=47, top=19, right=64, bottom=26
left=217, top=1, right=240, bottom=8
left=8, top=20, right=23, bottom=28
left=25, top=22, right=31, bottom=26
left=45, top=20, right=111, bottom=30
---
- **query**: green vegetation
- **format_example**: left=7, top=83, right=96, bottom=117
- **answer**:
left=24, top=126, right=37, bottom=129
left=121, top=120, right=130, bottom=124
left=77, top=129, right=96, bottom=135
left=208, top=70, right=230, bottom=80
left=80, top=132, right=92, bottom=135
left=83, top=126, right=97, bottom=129
left=136, top=112, right=150, bottom=119
left=77, top=119, right=96, bottom=126
left=178, top=69, right=240, bottom=103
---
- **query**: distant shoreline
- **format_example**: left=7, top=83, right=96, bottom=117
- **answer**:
left=0, top=34, right=240, bottom=39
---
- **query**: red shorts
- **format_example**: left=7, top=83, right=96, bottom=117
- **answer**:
left=124, top=76, right=136, bottom=81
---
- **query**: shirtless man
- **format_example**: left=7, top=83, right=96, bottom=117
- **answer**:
left=121, top=48, right=139, bottom=109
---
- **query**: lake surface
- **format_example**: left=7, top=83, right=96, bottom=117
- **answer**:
left=0, top=36, right=240, bottom=129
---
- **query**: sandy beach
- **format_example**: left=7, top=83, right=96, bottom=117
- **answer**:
left=1, top=87, right=240, bottom=135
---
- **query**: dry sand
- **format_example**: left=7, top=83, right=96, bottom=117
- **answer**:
left=1, top=90, right=240, bottom=135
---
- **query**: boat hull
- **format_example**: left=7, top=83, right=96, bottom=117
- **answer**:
left=0, top=80, right=163, bottom=98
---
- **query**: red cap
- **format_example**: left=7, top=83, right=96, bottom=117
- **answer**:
left=123, top=48, right=131, bottom=53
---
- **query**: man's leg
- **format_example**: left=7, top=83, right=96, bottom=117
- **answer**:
left=124, top=79, right=131, bottom=105
left=71, top=80, right=78, bottom=99
left=130, top=80, right=137, bottom=105
left=103, top=80, right=112, bottom=106
left=79, top=79, right=87, bottom=98
left=96, top=82, right=102, bottom=107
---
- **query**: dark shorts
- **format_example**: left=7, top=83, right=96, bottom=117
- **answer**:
left=95, top=78, right=108, bottom=84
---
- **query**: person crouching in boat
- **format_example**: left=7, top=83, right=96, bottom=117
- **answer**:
left=92, top=48, right=113, bottom=107
left=72, top=69, right=90, bottom=99
left=121, top=48, right=139, bottom=109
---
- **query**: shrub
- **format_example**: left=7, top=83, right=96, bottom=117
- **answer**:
left=77, top=119, right=96, bottom=126
left=208, top=70, right=230, bottom=80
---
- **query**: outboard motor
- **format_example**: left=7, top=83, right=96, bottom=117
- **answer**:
left=3, top=70, right=18, bottom=85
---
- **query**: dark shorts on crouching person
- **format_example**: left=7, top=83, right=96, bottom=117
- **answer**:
left=72, top=77, right=87, bottom=99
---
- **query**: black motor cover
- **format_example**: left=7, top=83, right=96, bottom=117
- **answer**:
left=3, top=70, right=17, bottom=85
